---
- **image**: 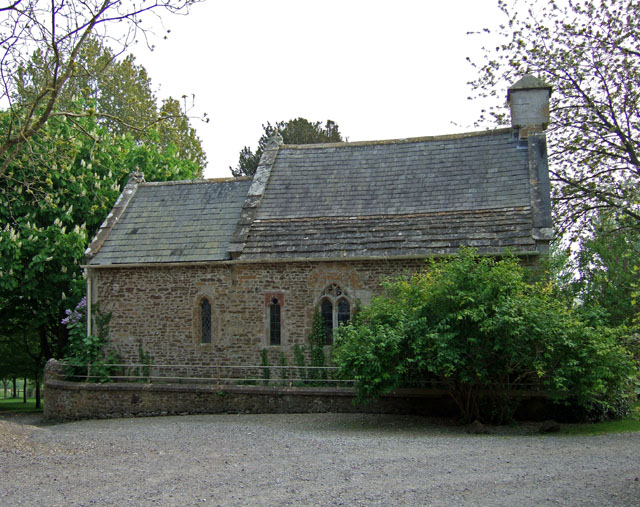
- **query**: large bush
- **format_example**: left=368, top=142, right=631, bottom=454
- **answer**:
left=333, top=249, right=637, bottom=424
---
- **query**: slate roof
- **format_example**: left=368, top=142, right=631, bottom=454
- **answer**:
left=88, top=178, right=251, bottom=265
left=236, top=128, right=539, bottom=260
left=88, top=127, right=550, bottom=266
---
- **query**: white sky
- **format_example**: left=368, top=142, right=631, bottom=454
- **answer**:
left=133, top=0, right=505, bottom=178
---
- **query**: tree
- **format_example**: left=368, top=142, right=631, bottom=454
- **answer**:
left=332, top=249, right=637, bottom=424
left=569, top=211, right=640, bottom=326
left=0, top=333, right=46, bottom=407
left=0, top=109, right=199, bottom=369
left=0, top=334, right=37, bottom=397
left=0, top=0, right=201, bottom=176
left=0, top=302, right=47, bottom=408
left=157, top=96, right=207, bottom=168
left=21, top=38, right=208, bottom=168
left=17, top=38, right=158, bottom=140
left=231, top=118, right=344, bottom=177
left=468, top=0, right=640, bottom=234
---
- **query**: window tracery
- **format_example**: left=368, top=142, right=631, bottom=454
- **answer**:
left=319, top=285, right=351, bottom=345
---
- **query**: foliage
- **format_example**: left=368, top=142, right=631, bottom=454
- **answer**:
left=0, top=335, right=39, bottom=389
left=308, top=308, right=327, bottom=382
left=12, top=39, right=206, bottom=174
left=333, top=249, right=638, bottom=424
left=231, top=118, right=344, bottom=177
left=568, top=211, right=640, bottom=326
left=0, top=0, right=202, bottom=176
left=62, top=297, right=117, bottom=382
left=278, top=351, right=289, bottom=384
left=261, top=348, right=271, bottom=385
left=468, top=0, right=640, bottom=234
left=1, top=38, right=204, bottom=377
left=0, top=110, right=199, bottom=366
left=293, top=344, right=307, bottom=384
left=132, top=343, right=153, bottom=382
left=157, top=97, right=207, bottom=169
left=0, top=296, right=47, bottom=407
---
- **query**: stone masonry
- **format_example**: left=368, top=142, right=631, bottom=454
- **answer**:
left=94, top=258, right=431, bottom=367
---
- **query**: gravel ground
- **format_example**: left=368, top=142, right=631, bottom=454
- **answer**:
left=1, top=412, right=639, bottom=506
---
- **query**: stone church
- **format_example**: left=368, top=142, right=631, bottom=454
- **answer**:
left=84, top=75, right=553, bottom=368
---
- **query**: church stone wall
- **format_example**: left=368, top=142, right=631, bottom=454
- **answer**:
left=92, top=259, right=427, bottom=369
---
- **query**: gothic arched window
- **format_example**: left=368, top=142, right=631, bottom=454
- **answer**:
left=319, top=285, right=351, bottom=345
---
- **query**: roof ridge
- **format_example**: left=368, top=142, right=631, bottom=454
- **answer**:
left=281, top=127, right=513, bottom=149
left=141, top=176, right=252, bottom=186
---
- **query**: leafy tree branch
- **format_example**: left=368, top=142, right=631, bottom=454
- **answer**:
left=0, top=0, right=202, bottom=177
left=468, top=0, right=640, bottom=235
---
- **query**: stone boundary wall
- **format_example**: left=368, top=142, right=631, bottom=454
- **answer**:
left=43, top=360, right=458, bottom=422
left=43, top=360, right=551, bottom=422
left=43, top=380, right=463, bottom=422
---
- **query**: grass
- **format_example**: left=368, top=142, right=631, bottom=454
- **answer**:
left=560, top=400, right=640, bottom=436
left=0, top=397, right=42, bottom=413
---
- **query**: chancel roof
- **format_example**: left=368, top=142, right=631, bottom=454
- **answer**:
left=88, top=178, right=251, bottom=265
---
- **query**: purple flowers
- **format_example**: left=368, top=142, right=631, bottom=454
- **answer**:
left=61, top=296, right=87, bottom=326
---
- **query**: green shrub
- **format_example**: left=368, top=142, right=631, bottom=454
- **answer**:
left=132, top=342, right=153, bottom=382
left=278, top=351, right=288, bottom=385
left=293, top=344, right=307, bottom=385
left=333, top=249, right=638, bottom=424
left=261, top=348, right=270, bottom=385
left=62, top=299, right=118, bottom=382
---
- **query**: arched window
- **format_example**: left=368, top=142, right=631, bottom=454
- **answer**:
left=319, top=285, right=351, bottom=345
left=269, top=298, right=281, bottom=346
left=200, top=298, right=211, bottom=344
left=321, top=299, right=333, bottom=345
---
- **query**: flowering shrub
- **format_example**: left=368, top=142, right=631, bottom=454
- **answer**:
left=61, top=296, right=87, bottom=326
left=61, top=298, right=117, bottom=382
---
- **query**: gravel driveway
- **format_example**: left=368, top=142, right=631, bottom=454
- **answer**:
left=1, top=413, right=639, bottom=506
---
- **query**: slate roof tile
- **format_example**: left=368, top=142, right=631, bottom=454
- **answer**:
left=89, top=128, right=544, bottom=265
left=89, top=179, right=251, bottom=265
left=237, top=128, right=536, bottom=260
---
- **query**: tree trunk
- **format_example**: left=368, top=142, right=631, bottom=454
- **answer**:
left=12, top=377, right=17, bottom=398
left=35, top=381, right=41, bottom=409
left=23, top=377, right=27, bottom=402
left=40, top=325, right=53, bottom=361
left=56, top=323, right=68, bottom=359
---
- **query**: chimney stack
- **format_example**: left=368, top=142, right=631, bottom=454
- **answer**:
left=507, top=74, right=552, bottom=141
